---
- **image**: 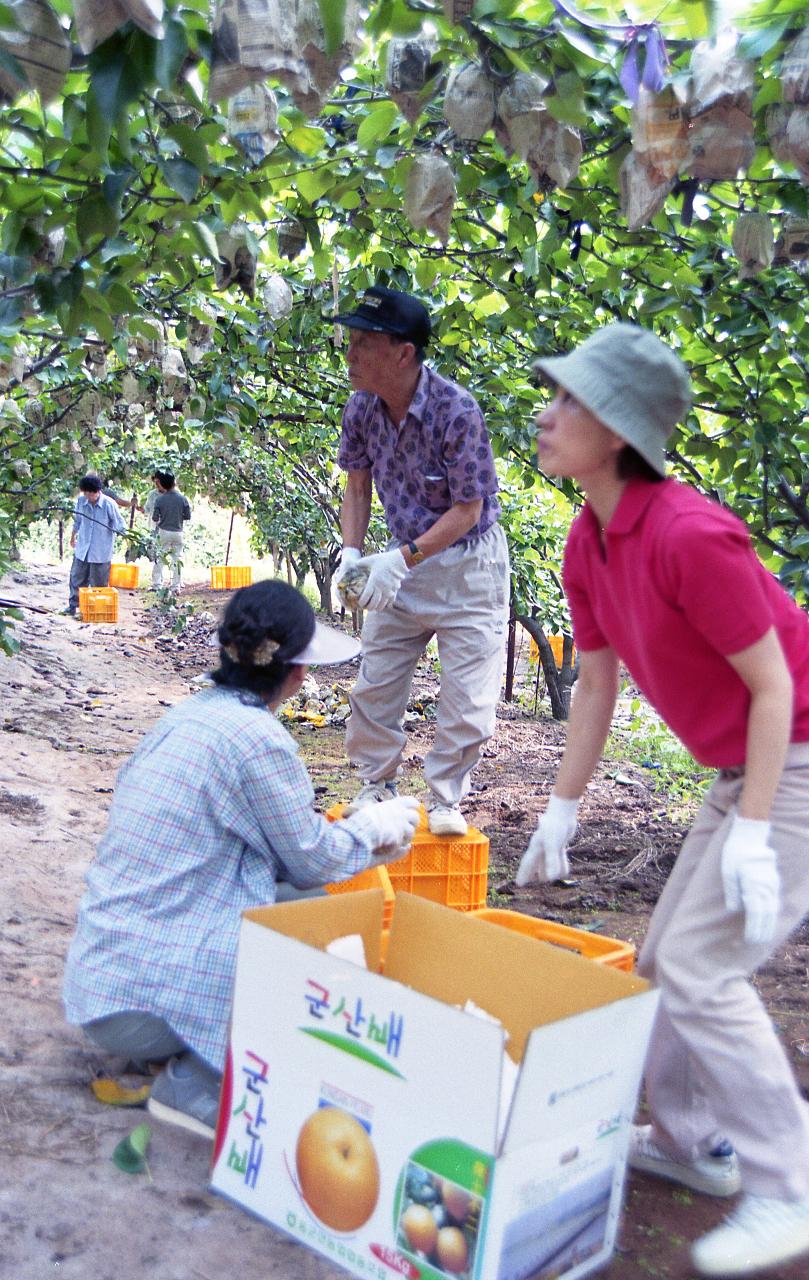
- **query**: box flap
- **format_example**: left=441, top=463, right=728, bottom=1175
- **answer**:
left=244, top=889, right=384, bottom=971
left=501, top=988, right=660, bottom=1154
left=385, top=895, right=648, bottom=1063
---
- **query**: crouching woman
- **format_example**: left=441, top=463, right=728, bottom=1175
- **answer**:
left=63, top=580, right=419, bottom=1139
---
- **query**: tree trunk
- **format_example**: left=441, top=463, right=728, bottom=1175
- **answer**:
left=515, top=615, right=578, bottom=721
left=312, top=558, right=334, bottom=618
left=504, top=615, right=517, bottom=702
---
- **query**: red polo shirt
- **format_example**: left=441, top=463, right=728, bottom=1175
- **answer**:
left=563, top=478, right=809, bottom=767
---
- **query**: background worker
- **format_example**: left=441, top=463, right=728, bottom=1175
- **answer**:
left=64, top=474, right=125, bottom=616
left=151, top=470, right=191, bottom=591
left=331, top=285, right=510, bottom=838
left=63, top=580, right=420, bottom=1140
left=517, top=323, right=809, bottom=1278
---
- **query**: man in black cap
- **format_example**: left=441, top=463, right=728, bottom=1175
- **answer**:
left=331, top=285, right=510, bottom=837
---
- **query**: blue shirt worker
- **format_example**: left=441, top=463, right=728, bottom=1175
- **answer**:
left=331, top=286, right=510, bottom=838
left=63, top=580, right=420, bottom=1140
left=65, top=474, right=125, bottom=616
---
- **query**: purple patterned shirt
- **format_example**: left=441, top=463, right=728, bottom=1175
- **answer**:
left=337, top=365, right=500, bottom=543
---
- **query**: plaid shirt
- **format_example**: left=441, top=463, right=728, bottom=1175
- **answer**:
left=63, top=687, right=375, bottom=1069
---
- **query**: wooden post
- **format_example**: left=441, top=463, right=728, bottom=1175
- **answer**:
left=58, top=520, right=63, bottom=560
left=225, top=510, right=235, bottom=566
left=504, top=614, right=516, bottom=702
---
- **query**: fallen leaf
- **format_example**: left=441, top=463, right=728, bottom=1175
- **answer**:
left=113, top=1122, right=152, bottom=1174
left=91, top=1078, right=151, bottom=1107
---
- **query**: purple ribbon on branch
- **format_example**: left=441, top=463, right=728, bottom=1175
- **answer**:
left=551, top=0, right=669, bottom=102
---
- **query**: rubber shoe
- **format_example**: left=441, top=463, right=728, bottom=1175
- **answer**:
left=343, top=780, right=398, bottom=816
left=427, top=803, right=467, bottom=837
left=147, top=1056, right=220, bottom=1140
left=628, top=1125, right=741, bottom=1197
left=691, top=1194, right=809, bottom=1276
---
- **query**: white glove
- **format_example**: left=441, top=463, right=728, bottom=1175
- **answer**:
left=720, top=813, right=780, bottom=945
left=515, top=794, right=580, bottom=886
left=348, top=796, right=421, bottom=863
left=358, top=548, right=408, bottom=611
left=333, top=546, right=362, bottom=591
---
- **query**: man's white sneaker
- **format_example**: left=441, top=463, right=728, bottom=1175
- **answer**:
left=691, top=1194, right=809, bottom=1276
left=629, top=1125, right=741, bottom=1197
left=426, top=803, right=467, bottom=837
left=343, top=780, right=398, bottom=816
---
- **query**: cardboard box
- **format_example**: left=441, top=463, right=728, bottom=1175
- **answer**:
left=210, top=892, right=658, bottom=1280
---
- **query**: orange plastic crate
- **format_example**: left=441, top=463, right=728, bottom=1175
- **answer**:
left=326, top=802, right=489, bottom=912
left=529, top=634, right=576, bottom=666
left=325, top=863, right=395, bottom=928
left=386, top=828, right=489, bottom=911
left=210, top=565, right=253, bottom=590
left=78, top=586, right=119, bottom=623
left=469, top=908, right=635, bottom=972
left=108, top=563, right=139, bottom=589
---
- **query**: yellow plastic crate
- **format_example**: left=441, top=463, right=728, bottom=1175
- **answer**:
left=325, top=863, right=395, bottom=929
left=387, top=827, right=489, bottom=911
left=529, top=634, right=576, bottom=666
left=210, top=565, right=253, bottom=590
left=469, top=908, right=635, bottom=972
left=78, top=586, right=119, bottom=624
left=326, top=802, right=489, bottom=912
left=108, top=563, right=139, bottom=589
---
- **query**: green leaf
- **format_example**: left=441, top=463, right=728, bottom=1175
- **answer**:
left=0, top=295, right=23, bottom=334
left=191, top=220, right=222, bottom=263
left=85, top=88, right=111, bottom=162
left=295, top=167, right=333, bottom=204
left=112, top=1122, right=152, bottom=1175
left=415, top=258, right=438, bottom=288
left=157, top=157, right=201, bottom=204
left=357, top=103, right=398, bottom=149
left=103, top=167, right=134, bottom=211
left=545, top=72, right=587, bottom=127
left=286, top=125, right=327, bottom=158
left=89, top=44, right=141, bottom=119
left=679, top=0, right=713, bottom=39
left=156, top=16, right=188, bottom=89
left=317, top=0, right=345, bottom=57
left=166, top=123, right=209, bottom=174
left=76, top=192, right=120, bottom=245
left=738, top=19, right=792, bottom=60
left=99, top=237, right=135, bottom=262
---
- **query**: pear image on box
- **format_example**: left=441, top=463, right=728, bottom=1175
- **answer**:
left=295, top=1106, right=380, bottom=1231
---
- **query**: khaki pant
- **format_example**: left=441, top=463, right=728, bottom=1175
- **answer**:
left=638, top=741, right=809, bottom=1198
left=152, top=529, right=184, bottom=590
left=345, top=524, right=510, bottom=806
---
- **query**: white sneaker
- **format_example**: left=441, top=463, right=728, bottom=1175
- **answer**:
left=427, top=803, right=467, bottom=837
left=692, top=1194, right=809, bottom=1276
left=629, top=1125, right=741, bottom=1197
left=343, top=780, right=398, bottom=816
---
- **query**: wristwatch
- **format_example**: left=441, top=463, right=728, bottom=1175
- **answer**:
left=407, top=541, right=425, bottom=564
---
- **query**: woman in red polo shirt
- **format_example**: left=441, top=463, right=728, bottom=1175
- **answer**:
left=517, top=323, right=809, bottom=1278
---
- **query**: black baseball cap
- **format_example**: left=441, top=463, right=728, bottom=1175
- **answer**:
left=331, top=285, right=431, bottom=347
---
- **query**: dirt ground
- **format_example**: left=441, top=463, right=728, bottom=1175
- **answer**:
left=1, top=560, right=807, bottom=1280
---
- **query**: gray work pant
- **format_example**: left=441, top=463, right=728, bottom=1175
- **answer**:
left=68, top=557, right=110, bottom=612
left=345, top=523, right=510, bottom=806
left=638, top=741, right=809, bottom=1198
